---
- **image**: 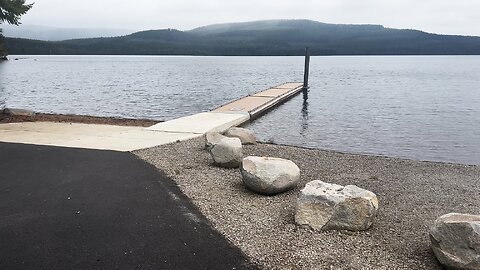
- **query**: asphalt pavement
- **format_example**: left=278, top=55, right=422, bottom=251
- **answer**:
left=0, top=142, right=256, bottom=269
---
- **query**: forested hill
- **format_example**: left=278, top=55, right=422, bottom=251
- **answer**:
left=6, top=19, right=480, bottom=55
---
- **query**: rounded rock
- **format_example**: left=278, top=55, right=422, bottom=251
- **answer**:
left=240, top=156, right=300, bottom=195
left=204, top=132, right=226, bottom=150
left=224, top=127, right=257, bottom=145
left=210, top=137, right=243, bottom=168
left=430, top=213, right=480, bottom=270
left=295, top=180, right=379, bottom=231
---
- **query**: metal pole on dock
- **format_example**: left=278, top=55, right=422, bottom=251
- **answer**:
left=303, top=47, right=310, bottom=90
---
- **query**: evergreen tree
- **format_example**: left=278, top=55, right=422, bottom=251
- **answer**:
left=0, top=0, right=33, bottom=25
left=0, top=0, right=34, bottom=59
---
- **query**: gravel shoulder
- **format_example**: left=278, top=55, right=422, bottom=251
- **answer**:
left=134, top=137, right=479, bottom=270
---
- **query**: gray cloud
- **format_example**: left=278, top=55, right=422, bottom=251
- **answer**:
left=16, top=0, right=480, bottom=36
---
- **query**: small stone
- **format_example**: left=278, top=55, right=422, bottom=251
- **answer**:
left=210, top=137, right=242, bottom=168
left=3, top=108, right=35, bottom=116
left=224, top=127, right=257, bottom=145
left=295, top=180, right=378, bottom=231
left=204, top=132, right=227, bottom=150
left=430, top=213, right=480, bottom=270
left=240, top=156, right=300, bottom=195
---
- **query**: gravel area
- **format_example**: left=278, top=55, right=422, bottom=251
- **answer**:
left=134, top=137, right=479, bottom=269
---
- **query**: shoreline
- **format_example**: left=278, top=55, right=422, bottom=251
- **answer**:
left=1, top=111, right=476, bottom=166
left=0, top=111, right=160, bottom=127
left=263, top=141, right=479, bottom=167
left=134, top=136, right=479, bottom=269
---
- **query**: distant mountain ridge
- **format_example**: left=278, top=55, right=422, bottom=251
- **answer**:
left=5, top=19, right=480, bottom=55
left=2, top=24, right=133, bottom=41
left=189, top=19, right=385, bottom=35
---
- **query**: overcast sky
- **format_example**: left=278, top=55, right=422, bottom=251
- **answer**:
left=17, top=0, right=480, bottom=36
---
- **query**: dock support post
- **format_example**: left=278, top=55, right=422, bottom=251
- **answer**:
left=303, top=47, right=310, bottom=90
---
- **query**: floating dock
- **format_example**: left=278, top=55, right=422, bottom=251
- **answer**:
left=147, top=82, right=304, bottom=133
left=212, top=82, right=303, bottom=119
left=0, top=82, right=305, bottom=151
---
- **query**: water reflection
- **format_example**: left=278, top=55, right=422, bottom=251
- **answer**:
left=300, top=89, right=309, bottom=135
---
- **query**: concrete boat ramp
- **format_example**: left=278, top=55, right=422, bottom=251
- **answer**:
left=0, top=82, right=303, bottom=151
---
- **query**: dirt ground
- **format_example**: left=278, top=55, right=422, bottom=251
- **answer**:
left=0, top=112, right=159, bottom=127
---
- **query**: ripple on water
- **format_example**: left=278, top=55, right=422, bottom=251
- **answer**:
left=1, top=55, right=479, bottom=165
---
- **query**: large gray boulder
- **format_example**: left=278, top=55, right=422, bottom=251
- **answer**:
left=224, top=127, right=256, bottom=145
left=204, top=132, right=226, bottom=150
left=295, top=180, right=378, bottom=231
left=240, top=156, right=300, bottom=195
left=430, top=213, right=480, bottom=270
left=209, top=137, right=243, bottom=168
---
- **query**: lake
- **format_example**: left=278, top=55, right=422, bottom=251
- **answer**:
left=1, top=55, right=479, bottom=165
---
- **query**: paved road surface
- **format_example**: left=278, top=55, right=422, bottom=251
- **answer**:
left=0, top=142, right=256, bottom=269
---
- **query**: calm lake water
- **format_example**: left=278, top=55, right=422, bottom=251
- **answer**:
left=1, top=55, right=479, bottom=165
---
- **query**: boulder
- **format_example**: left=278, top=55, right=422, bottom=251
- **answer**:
left=209, top=137, right=243, bottom=168
left=430, top=213, right=480, bottom=270
left=224, top=127, right=257, bottom=145
left=240, top=156, right=300, bottom=195
left=295, top=180, right=378, bottom=231
left=204, top=132, right=226, bottom=150
left=3, top=108, right=35, bottom=116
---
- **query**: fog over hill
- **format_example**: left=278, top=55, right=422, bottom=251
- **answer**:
left=5, top=20, right=480, bottom=55
left=2, top=24, right=133, bottom=41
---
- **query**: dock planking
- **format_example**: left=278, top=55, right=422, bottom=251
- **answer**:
left=212, top=82, right=304, bottom=119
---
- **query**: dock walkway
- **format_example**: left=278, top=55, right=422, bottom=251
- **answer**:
left=0, top=82, right=303, bottom=151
